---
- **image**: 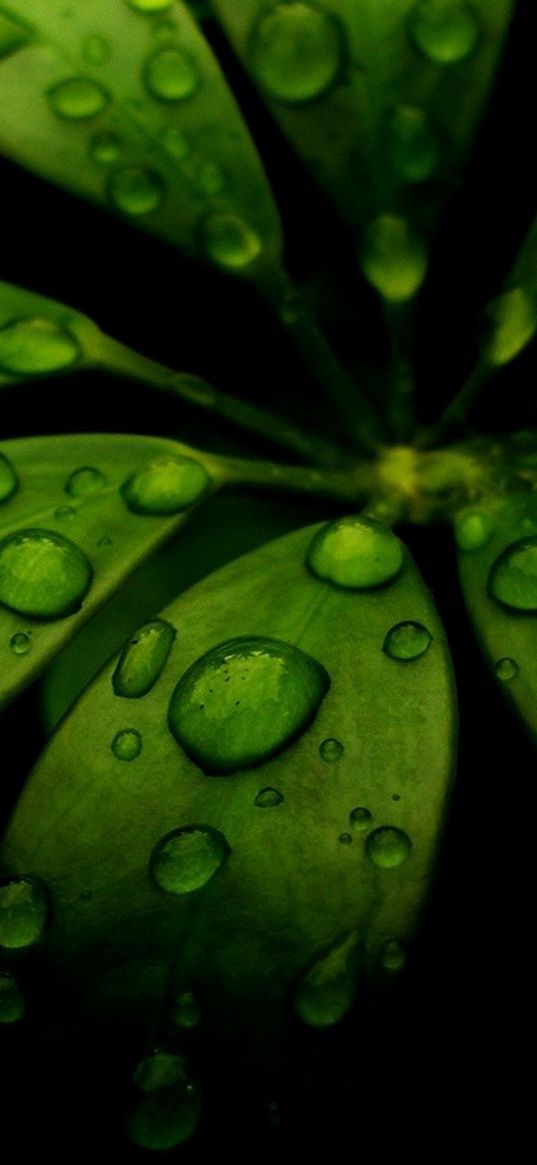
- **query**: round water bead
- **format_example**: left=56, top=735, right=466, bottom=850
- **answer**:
left=121, top=456, right=210, bottom=515
left=307, top=514, right=404, bottom=590
left=454, top=509, right=494, bottom=552
left=111, top=729, right=142, bottom=760
left=382, top=620, right=432, bottom=661
left=488, top=537, right=537, bottom=611
left=494, top=657, right=519, bottom=682
left=65, top=466, right=107, bottom=497
left=0, top=876, right=48, bottom=950
left=319, top=737, right=343, bottom=762
left=360, top=214, right=428, bottom=303
left=10, top=631, right=31, bottom=656
left=248, top=2, right=344, bottom=105
left=144, top=47, right=199, bottom=102
left=0, top=528, right=92, bottom=619
left=0, top=317, right=81, bottom=375
left=408, top=0, right=481, bottom=65
left=108, top=166, right=164, bottom=216
left=150, top=825, right=230, bottom=894
left=365, top=826, right=412, bottom=869
left=47, top=77, right=110, bottom=119
left=254, top=786, right=284, bottom=808
left=200, top=213, right=262, bottom=270
left=349, top=807, right=373, bottom=830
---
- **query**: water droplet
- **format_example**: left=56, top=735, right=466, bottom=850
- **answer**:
left=0, top=971, right=25, bottom=1024
left=195, top=161, right=225, bottom=196
left=0, top=452, right=18, bottom=503
left=0, top=317, right=81, bottom=375
left=360, top=214, right=428, bottom=303
left=121, top=455, right=210, bottom=515
left=108, top=166, right=164, bottom=216
left=389, top=105, right=439, bottom=183
left=307, top=514, right=404, bottom=591
left=200, top=213, right=262, bottom=270
left=383, top=620, right=433, bottom=661
left=10, top=631, right=31, bottom=656
left=293, top=931, right=360, bottom=1028
left=349, top=807, right=373, bottom=830
left=144, top=47, right=199, bottom=102
left=150, top=825, right=230, bottom=894
left=97, top=535, right=112, bottom=546
left=127, top=0, right=175, bottom=12
left=366, top=826, right=412, bottom=869
left=111, top=728, right=142, bottom=761
left=54, top=504, right=77, bottom=520
left=408, top=0, right=481, bottom=64
left=0, top=876, right=48, bottom=950
left=0, top=529, right=92, bottom=619
left=172, top=989, right=200, bottom=1030
left=47, top=76, right=110, bottom=120
left=379, top=938, right=406, bottom=972
left=454, top=509, right=494, bottom=552
left=319, top=737, right=343, bottom=762
left=127, top=1050, right=200, bottom=1151
left=82, top=34, right=111, bottom=65
left=484, top=288, right=537, bottom=367
left=168, top=636, right=329, bottom=774
left=254, top=786, right=284, bottom=808
left=65, top=466, right=107, bottom=498
left=494, top=657, right=519, bottom=681
left=161, top=126, right=190, bottom=159
left=90, top=131, right=121, bottom=165
left=113, top=618, right=176, bottom=698
left=488, top=537, right=537, bottom=611
left=0, top=8, right=30, bottom=61
left=249, top=2, right=345, bottom=105
left=338, top=832, right=352, bottom=845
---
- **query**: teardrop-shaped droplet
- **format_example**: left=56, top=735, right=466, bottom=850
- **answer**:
left=349, top=806, right=373, bottom=830
left=144, top=47, right=199, bottom=102
left=360, top=215, right=428, bottom=303
left=90, top=131, right=121, bottom=165
left=293, top=931, right=360, bottom=1028
left=0, top=318, right=81, bottom=375
left=47, top=76, right=110, bottom=120
left=150, top=825, right=230, bottom=894
left=379, top=938, right=407, bottom=972
left=127, top=0, right=175, bottom=11
left=121, top=456, right=210, bottom=515
left=389, top=105, right=439, bottom=183
left=366, top=826, right=412, bottom=869
left=249, top=2, right=344, bottom=105
left=307, top=515, right=404, bottom=591
left=488, top=537, right=537, bottom=612
left=454, top=509, right=494, bottom=552
left=108, top=166, right=164, bottom=216
left=408, top=0, right=481, bottom=64
left=0, top=970, right=25, bottom=1024
left=200, top=213, right=262, bottom=270
left=168, top=636, right=329, bottom=774
left=172, top=990, right=200, bottom=1030
left=0, top=528, right=92, bottom=619
left=254, top=786, right=284, bottom=808
left=113, top=618, right=176, bottom=698
left=319, top=737, right=343, bottom=762
left=0, top=876, right=48, bottom=950
left=0, top=452, right=18, bottom=503
left=82, top=34, right=111, bottom=66
left=484, top=288, right=537, bottom=367
left=65, top=466, right=107, bottom=497
left=494, top=657, right=519, bottom=682
left=383, top=621, right=432, bottom=661
left=111, top=728, right=142, bottom=761
left=127, top=1051, right=201, bottom=1151
left=10, top=631, right=31, bottom=656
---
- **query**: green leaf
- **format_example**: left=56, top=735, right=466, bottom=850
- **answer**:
left=1, top=519, right=456, bottom=1056
left=0, top=431, right=217, bottom=710
left=0, top=1, right=282, bottom=285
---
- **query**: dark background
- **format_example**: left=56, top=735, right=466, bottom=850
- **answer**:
left=1, top=3, right=536, bottom=1155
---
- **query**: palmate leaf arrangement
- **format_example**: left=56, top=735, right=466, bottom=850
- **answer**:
left=0, top=0, right=535, bottom=1150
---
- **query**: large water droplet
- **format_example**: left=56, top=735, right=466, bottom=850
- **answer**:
left=10, top=631, right=31, bottom=656
left=248, top=2, right=344, bottom=105
left=108, top=166, right=164, bottom=216
left=113, top=618, right=176, bottom=698
left=488, top=537, right=537, bottom=611
left=484, top=288, right=537, bottom=367
left=90, top=131, right=121, bottom=165
left=0, top=452, right=18, bottom=503
left=408, top=0, right=481, bottom=64
left=383, top=620, right=432, bottom=661
left=168, top=636, right=329, bottom=774
left=121, top=456, right=210, bottom=515
left=65, top=466, right=107, bottom=497
left=111, top=728, right=142, bottom=761
left=360, top=215, right=428, bottom=303
left=144, top=47, right=199, bottom=102
left=0, top=529, right=92, bottom=619
left=127, top=0, right=175, bottom=11
left=366, top=826, right=412, bottom=869
left=82, top=34, right=111, bottom=66
left=0, top=877, right=48, bottom=950
left=127, top=1051, right=201, bottom=1151
left=47, top=76, right=110, bottom=119
left=349, top=806, right=373, bottom=830
left=200, top=213, right=262, bottom=270
left=0, top=318, right=81, bottom=375
left=454, top=508, right=494, bottom=552
left=307, top=515, right=404, bottom=590
left=254, top=786, right=284, bottom=808
left=293, top=931, right=360, bottom=1028
left=494, top=657, right=519, bottom=682
left=389, top=105, right=439, bottom=183
left=0, top=970, right=25, bottom=1024
left=150, top=825, right=230, bottom=894
left=319, top=737, right=343, bottom=762
left=172, top=990, right=200, bottom=1030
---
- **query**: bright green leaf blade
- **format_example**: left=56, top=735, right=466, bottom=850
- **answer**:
left=1, top=520, right=456, bottom=1057
left=0, top=432, right=216, bottom=710
left=0, top=1, right=282, bottom=284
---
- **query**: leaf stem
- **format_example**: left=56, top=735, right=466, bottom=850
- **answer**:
left=212, top=454, right=374, bottom=505
left=423, top=363, right=489, bottom=447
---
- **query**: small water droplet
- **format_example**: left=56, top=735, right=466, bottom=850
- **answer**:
left=0, top=529, right=92, bottom=619
left=127, top=1050, right=200, bottom=1151
left=90, top=131, right=121, bottom=165
left=0, top=970, right=25, bottom=1024
left=360, top=214, right=428, bottom=303
left=65, top=466, right=107, bottom=497
left=249, top=2, right=345, bottom=105
left=338, top=832, right=352, bottom=845
left=172, top=990, right=200, bottom=1030
left=54, top=504, right=77, bottom=520
left=195, top=161, right=225, bottom=196
left=143, top=46, right=199, bottom=102
left=0, top=452, right=18, bottom=503
left=108, top=166, right=164, bottom=216
left=113, top=618, right=176, bottom=698
left=484, top=288, right=537, bottom=367
left=0, top=317, right=81, bottom=375
left=47, top=76, right=110, bottom=120
left=10, top=631, right=31, bottom=656
left=82, top=34, right=111, bottom=66
left=293, top=931, right=360, bottom=1028
left=127, top=0, right=175, bottom=11
left=319, top=737, right=344, bottom=762
left=111, top=728, right=142, bottom=760
left=379, top=938, right=406, bottom=972
left=488, top=537, right=537, bottom=611
left=307, top=514, right=404, bottom=590
left=150, top=825, right=230, bottom=894
left=97, top=535, right=112, bottom=546
left=161, top=126, right=191, bottom=159
left=121, top=455, right=210, bottom=515
left=200, top=213, right=262, bottom=270
left=254, top=786, right=284, bottom=808
left=408, top=0, right=481, bottom=64
left=366, top=826, right=412, bottom=869
left=383, top=621, right=433, bottom=661
left=349, top=807, right=373, bottom=830
left=494, top=657, right=519, bottom=681
left=454, top=509, right=494, bottom=552
left=0, top=876, right=49, bottom=950
left=168, top=636, right=329, bottom=774
left=388, top=105, right=439, bottom=183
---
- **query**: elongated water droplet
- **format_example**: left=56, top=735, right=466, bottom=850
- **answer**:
left=82, top=34, right=111, bottom=65
left=111, top=728, right=142, bottom=761
left=249, top=2, right=344, bottom=105
left=0, top=8, right=30, bottom=61
left=47, top=76, right=110, bottom=120
left=108, top=166, right=164, bottom=216
left=389, top=105, right=439, bottom=183
left=488, top=537, right=537, bottom=611
left=408, top=0, right=480, bottom=64
left=113, top=618, right=176, bottom=698
left=0, top=529, right=92, bottom=619
left=200, top=213, right=262, bottom=270
left=307, top=515, right=404, bottom=591
left=127, top=1051, right=200, bottom=1151
left=10, top=631, right=31, bottom=656
left=0, top=876, right=48, bottom=950
left=90, top=131, right=121, bottom=165
left=494, top=657, right=519, bottom=681
left=366, top=826, right=412, bottom=869
left=319, top=737, right=343, bottom=762
left=161, top=126, right=190, bottom=159
left=172, top=990, right=200, bottom=1030
left=0, top=971, right=25, bottom=1024
left=168, top=636, right=329, bottom=774
left=360, top=215, right=428, bottom=303
left=0, top=318, right=81, bottom=375
left=127, top=0, right=175, bottom=11
left=254, top=786, right=284, bottom=808
left=383, top=621, right=432, bottom=661
left=0, top=452, right=18, bottom=503
left=121, top=456, right=210, bottom=515
left=379, top=939, right=406, bottom=972
left=150, top=825, right=230, bottom=894
left=144, top=47, right=199, bottom=102
left=454, top=509, right=493, bottom=552
left=349, top=806, right=373, bottom=830
left=65, top=466, right=107, bottom=497
left=293, top=931, right=360, bottom=1028
left=484, top=288, right=537, bottom=367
